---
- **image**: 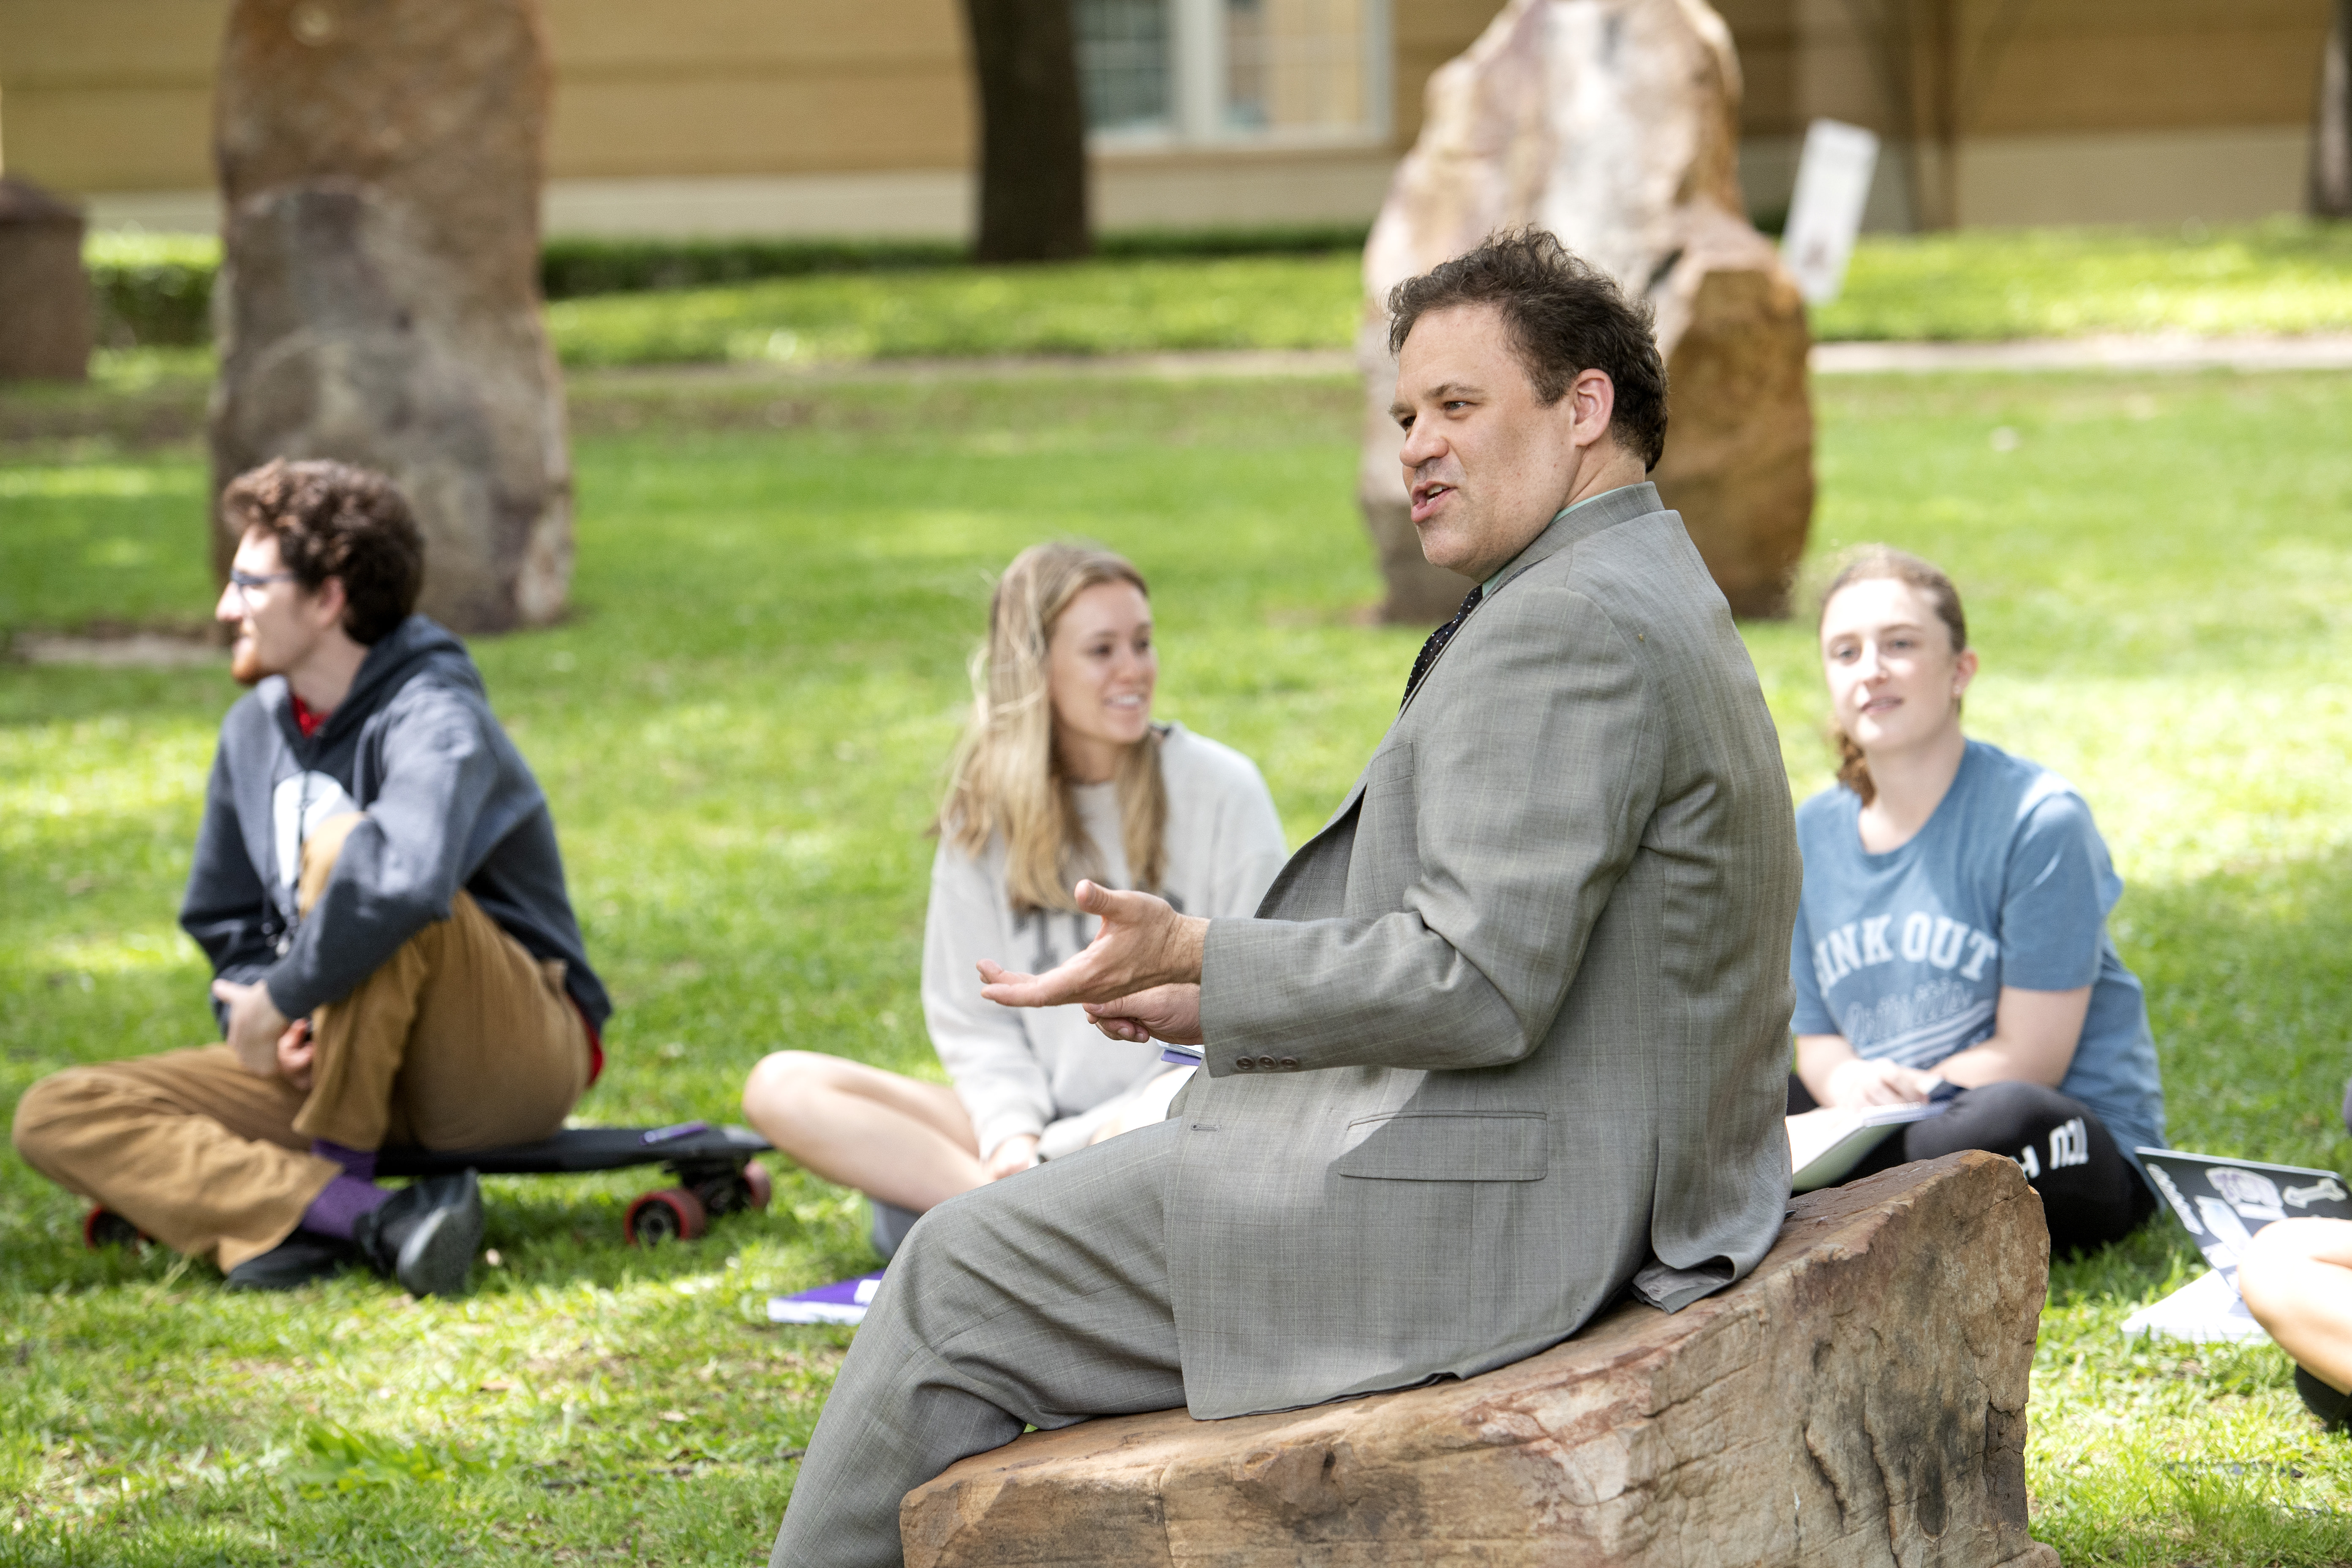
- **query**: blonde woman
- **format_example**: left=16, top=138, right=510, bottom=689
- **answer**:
left=742, top=543, right=1288, bottom=1256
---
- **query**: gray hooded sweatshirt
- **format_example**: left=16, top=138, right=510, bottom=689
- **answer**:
left=180, top=615, right=611, bottom=1034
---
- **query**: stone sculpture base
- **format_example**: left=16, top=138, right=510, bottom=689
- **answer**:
left=1356, top=0, right=1816, bottom=625
left=903, top=1151, right=2056, bottom=1568
left=210, top=0, right=571, bottom=633
left=0, top=178, right=92, bottom=382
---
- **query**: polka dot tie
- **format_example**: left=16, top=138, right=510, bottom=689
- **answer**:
left=1401, top=585, right=1484, bottom=709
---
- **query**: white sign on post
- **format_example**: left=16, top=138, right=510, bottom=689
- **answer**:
left=1780, top=119, right=1881, bottom=305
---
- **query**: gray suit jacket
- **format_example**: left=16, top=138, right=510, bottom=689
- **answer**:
left=1175, top=482, right=1800, bottom=1420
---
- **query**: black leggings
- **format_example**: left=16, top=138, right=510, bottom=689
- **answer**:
left=1787, top=1075, right=2156, bottom=1257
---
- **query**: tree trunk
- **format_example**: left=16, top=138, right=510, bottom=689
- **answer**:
left=1922, top=0, right=1960, bottom=229
left=962, top=0, right=1093, bottom=262
left=2318, top=0, right=2352, bottom=219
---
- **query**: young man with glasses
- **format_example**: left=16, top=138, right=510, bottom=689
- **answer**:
left=11, top=459, right=609, bottom=1296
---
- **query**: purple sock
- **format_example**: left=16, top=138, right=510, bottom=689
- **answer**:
left=312, top=1139, right=377, bottom=1181
left=302, top=1141, right=388, bottom=1241
left=302, top=1174, right=389, bottom=1241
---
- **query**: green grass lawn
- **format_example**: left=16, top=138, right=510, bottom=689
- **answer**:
left=539, top=223, right=2352, bottom=367
left=1812, top=220, right=2352, bottom=342
left=8, top=363, right=2352, bottom=1563
left=86, top=219, right=2352, bottom=371
left=540, top=252, right=1367, bottom=368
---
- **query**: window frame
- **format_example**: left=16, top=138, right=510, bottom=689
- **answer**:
left=1080, top=0, right=1394, bottom=153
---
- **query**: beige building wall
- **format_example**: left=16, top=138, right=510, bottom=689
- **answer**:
left=0, top=0, right=1437, bottom=237
left=1727, top=0, right=2333, bottom=228
left=0, top=1, right=228, bottom=194
left=0, top=0, right=2334, bottom=237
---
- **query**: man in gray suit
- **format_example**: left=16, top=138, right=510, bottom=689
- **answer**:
left=767, top=231, right=1800, bottom=1568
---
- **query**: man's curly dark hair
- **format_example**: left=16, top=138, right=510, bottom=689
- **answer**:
left=1386, top=229, right=1670, bottom=471
left=219, top=459, right=425, bottom=645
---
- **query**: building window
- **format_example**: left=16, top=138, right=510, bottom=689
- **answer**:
left=1075, top=0, right=1175, bottom=133
left=1074, top=0, right=1390, bottom=146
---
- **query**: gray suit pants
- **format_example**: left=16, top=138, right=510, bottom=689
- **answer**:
left=770, top=1119, right=1188, bottom=1568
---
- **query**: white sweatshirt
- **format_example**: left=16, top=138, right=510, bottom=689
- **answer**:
left=922, top=723, right=1289, bottom=1160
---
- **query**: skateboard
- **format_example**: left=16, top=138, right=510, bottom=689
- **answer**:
left=83, top=1122, right=776, bottom=1252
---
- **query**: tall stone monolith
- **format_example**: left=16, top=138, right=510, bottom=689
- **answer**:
left=0, top=178, right=93, bottom=382
left=1358, top=0, right=1814, bottom=623
left=210, top=0, right=572, bottom=632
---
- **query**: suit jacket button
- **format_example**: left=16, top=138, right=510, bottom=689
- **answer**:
left=1257, top=1055, right=1277, bottom=1069
left=1235, top=1057, right=1255, bottom=1071
left=1279, top=1057, right=1299, bottom=1070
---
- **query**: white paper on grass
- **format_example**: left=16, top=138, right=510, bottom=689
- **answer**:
left=1780, top=119, right=1881, bottom=305
left=2120, top=1268, right=2272, bottom=1346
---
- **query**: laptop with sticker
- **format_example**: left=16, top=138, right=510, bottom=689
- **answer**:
left=2123, top=1147, right=2352, bottom=1344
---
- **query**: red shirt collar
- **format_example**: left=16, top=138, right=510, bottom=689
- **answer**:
left=290, top=694, right=329, bottom=738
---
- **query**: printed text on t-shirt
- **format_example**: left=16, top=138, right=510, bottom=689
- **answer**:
left=1812, top=911, right=1999, bottom=995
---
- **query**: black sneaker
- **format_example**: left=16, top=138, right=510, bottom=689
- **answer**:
left=224, top=1230, right=356, bottom=1291
left=354, top=1170, right=483, bottom=1298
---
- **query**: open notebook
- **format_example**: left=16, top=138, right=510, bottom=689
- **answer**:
left=1787, top=1101, right=1948, bottom=1192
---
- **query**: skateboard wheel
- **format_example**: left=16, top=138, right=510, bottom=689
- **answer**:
left=625, top=1187, right=708, bottom=1247
left=689, top=1162, right=773, bottom=1217
left=83, top=1207, right=147, bottom=1250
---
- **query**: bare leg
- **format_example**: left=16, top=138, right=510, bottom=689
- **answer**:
left=742, top=1051, right=988, bottom=1212
left=2239, top=1217, right=2352, bottom=1394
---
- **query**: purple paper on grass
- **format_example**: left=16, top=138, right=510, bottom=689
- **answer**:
left=768, top=1272, right=886, bottom=1325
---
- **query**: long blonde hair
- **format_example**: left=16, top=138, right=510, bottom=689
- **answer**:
left=1818, top=546, right=1969, bottom=807
left=938, top=542, right=1168, bottom=911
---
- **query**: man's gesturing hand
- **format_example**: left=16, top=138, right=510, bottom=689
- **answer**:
left=977, top=880, right=1209, bottom=1010
left=1084, top=984, right=1204, bottom=1046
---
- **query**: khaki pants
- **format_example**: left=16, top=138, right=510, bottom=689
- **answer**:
left=11, top=815, right=591, bottom=1270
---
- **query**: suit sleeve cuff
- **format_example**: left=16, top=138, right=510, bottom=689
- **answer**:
left=1200, top=918, right=1310, bottom=1078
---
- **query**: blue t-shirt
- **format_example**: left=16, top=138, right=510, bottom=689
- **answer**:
left=1790, top=739, right=2166, bottom=1161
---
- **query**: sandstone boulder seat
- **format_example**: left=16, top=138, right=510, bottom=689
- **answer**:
left=902, top=1151, right=2056, bottom=1568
